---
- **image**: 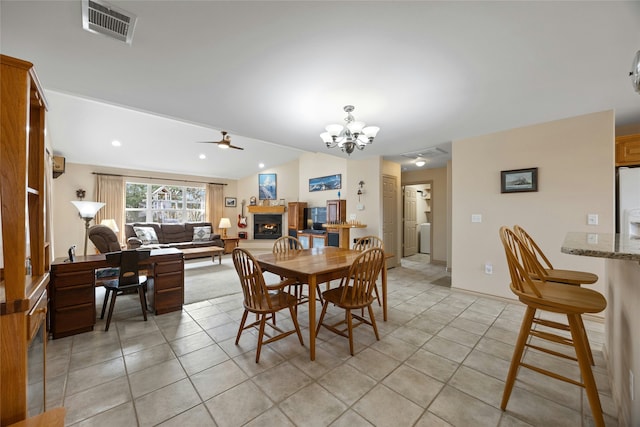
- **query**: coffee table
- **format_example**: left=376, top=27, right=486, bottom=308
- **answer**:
left=181, top=246, right=224, bottom=264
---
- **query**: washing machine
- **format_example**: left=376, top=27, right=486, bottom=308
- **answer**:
left=419, top=223, right=431, bottom=254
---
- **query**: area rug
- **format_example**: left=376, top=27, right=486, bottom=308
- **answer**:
left=183, top=250, right=275, bottom=304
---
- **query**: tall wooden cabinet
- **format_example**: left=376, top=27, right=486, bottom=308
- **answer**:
left=1, top=55, right=52, bottom=425
left=287, top=202, right=307, bottom=237
left=326, top=199, right=346, bottom=225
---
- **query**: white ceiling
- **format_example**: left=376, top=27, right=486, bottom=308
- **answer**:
left=2, top=1, right=639, bottom=178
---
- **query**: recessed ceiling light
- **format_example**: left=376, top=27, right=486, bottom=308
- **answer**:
left=111, top=140, right=121, bottom=147
left=416, top=160, right=426, bottom=167
left=259, top=163, right=265, bottom=169
left=199, top=154, right=206, bottom=160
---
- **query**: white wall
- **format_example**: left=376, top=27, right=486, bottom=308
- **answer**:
left=297, top=152, right=347, bottom=208
left=347, top=156, right=383, bottom=243
left=451, top=110, right=614, bottom=302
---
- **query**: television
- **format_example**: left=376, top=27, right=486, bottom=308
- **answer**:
left=306, top=207, right=326, bottom=231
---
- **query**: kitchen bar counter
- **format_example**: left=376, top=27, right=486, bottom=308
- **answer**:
left=562, top=231, right=640, bottom=425
left=561, top=231, right=640, bottom=261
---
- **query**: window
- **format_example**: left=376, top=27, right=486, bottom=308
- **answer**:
left=125, top=182, right=205, bottom=223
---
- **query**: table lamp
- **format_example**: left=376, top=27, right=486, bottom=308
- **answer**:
left=218, top=217, right=231, bottom=238
left=100, top=218, right=119, bottom=234
left=71, top=200, right=105, bottom=256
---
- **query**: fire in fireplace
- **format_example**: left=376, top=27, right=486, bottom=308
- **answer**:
left=253, top=214, right=282, bottom=240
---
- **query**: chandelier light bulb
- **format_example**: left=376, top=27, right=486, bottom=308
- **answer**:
left=326, top=124, right=344, bottom=137
left=346, top=121, right=365, bottom=134
left=320, top=132, right=333, bottom=144
left=320, top=105, right=379, bottom=155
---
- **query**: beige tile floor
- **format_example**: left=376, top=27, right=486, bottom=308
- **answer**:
left=43, top=254, right=617, bottom=426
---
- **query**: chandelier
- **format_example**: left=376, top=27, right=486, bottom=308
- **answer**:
left=320, top=105, right=380, bottom=155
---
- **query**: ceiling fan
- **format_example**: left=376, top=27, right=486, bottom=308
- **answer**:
left=198, top=131, right=244, bottom=150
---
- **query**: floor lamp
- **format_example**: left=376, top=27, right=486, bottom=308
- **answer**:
left=71, top=201, right=105, bottom=256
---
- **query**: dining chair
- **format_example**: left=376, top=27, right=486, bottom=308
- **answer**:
left=272, top=235, right=323, bottom=306
left=316, top=247, right=385, bottom=356
left=499, top=226, right=606, bottom=427
left=513, top=224, right=598, bottom=365
left=101, top=249, right=151, bottom=331
left=353, top=235, right=384, bottom=305
left=232, top=247, right=304, bottom=363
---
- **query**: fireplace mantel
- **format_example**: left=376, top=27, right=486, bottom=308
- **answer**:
left=247, top=206, right=286, bottom=214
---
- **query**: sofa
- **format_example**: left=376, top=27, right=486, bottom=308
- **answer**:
left=125, top=222, right=224, bottom=250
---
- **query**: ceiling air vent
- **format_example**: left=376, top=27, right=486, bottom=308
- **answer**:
left=401, top=146, right=448, bottom=159
left=82, top=0, right=137, bottom=45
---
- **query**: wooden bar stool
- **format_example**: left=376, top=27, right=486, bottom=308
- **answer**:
left=513, top=225, right=598, bottom=285
left=499, top=227, right=607, bottom=427
left=513, top=224, right=598, bottom=365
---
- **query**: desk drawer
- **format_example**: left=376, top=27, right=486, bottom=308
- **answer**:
left=54, top=284, right=94, bottom=308
left=155, top=271, right=183, bottom=290
left=53, top=270, right=94, bottom=288
left=155, top=260, right=183, bottom=274
left=54, top=303, right=95, bottom=334
left=155, top=287, right=183, bottom=313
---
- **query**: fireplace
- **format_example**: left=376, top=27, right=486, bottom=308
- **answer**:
left=253, top=214, right=282, bottom=240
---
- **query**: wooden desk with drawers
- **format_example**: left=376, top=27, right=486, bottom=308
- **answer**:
left=49, top=248, right=184, bottom=339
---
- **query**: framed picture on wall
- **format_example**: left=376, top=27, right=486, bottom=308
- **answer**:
left=309, top=174, right=342, bottom=192
left=224, top=197, right=237, bottom=207
left=501, top=168, right=538, bottom=193
left=258, top=173, right=277, bottom=200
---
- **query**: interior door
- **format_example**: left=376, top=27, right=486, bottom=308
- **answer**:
left=382, top=175, right=398, bottom=267
left=403, top=186, right=418, bottom=256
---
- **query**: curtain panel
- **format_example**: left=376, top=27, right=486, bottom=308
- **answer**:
left=206, top=184, right=224, bottom=234
left=95, top=175, right=125, bottom=243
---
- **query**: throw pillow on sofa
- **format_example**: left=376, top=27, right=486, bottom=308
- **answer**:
left=134, top=226, right=159, bottom=244
left=193, top=226, right=212, bottom=242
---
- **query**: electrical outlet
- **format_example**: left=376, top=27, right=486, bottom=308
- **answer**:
left=349, top=213, right=357, bottom=220
left=587, top=233, right=598, bottom=244
left=587, top=213, right=599, bottom=225
left=484, top=263, right=493, bottom=274
left=631, top=370, right=635, bottom=401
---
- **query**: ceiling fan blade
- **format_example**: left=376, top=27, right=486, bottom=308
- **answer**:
left=195, top=141, right=218, bottom=144
left=228, top=144, right=244, bottom=150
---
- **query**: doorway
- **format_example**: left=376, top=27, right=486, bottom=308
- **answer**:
left=402, top=182, right=432, bottom=259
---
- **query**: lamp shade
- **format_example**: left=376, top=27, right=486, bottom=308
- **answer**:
left=362, top=126, right=380, bottom=138
left=71, top=201, right=105, bottom=219
left=218, top=218, right=231, bottom=229
left=325, top=124, right=344, bottom=137
left=100, top=218, right=119, bottom=233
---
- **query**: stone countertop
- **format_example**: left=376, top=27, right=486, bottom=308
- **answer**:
left=561, top=232, right=640, bottom=261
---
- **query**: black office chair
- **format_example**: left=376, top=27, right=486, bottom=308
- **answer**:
left=101, top=250, right=151, bottom=331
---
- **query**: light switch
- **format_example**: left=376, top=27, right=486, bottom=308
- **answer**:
left=587, top=214, right=598, bottom=225
left=471, top=214, right=482, bottom=223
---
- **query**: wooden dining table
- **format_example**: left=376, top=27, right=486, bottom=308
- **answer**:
left=256, top=246, right=388, bottom=360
